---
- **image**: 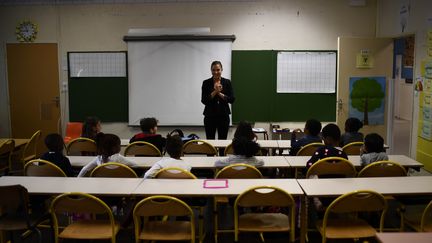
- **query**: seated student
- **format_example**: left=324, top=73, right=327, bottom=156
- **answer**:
left=215, top=137, right=264, bottom=167
left=81, top=116, right=101, bottom=141
left=306, top=123, right=348, bottom=169
left=143, top=135, right=191, bottom=179
left=360, top=133, right=388, bottom=166
left=78, top=133, right=137, bottom=177
left=40, top=133, right=74, bottom=177
left=233, top=121, right=257, bottom=141
left=340, top=117, right=364, bottom=147
left=290, top=119, right=322, bottom=155
left=130, top=117, right=167, bottom=154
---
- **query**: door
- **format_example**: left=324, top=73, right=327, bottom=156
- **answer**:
left=6, top=43, right=60, bottom=155
left=337, top=37, right=393, bottom=145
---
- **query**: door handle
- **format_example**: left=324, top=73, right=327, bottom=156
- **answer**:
left=52, top=96, right=60, bottom=108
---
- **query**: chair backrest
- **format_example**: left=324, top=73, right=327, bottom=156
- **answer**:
left=63, top=122, right=83, bottom=144
left=358, top=161, right=407, bottom=177
left=224, top=143, right=234, bottom=156
left=234, top=185, right=295, bottom=208
left=421, top=200, right=432, bottom=232
left=90, top=162, right=138, bottom=178
left=0, top=184, right=30, bottom=217
left=22, top=130, right=42, bottom=162
left=215, top=163, right=263, bottom=179
left=306, top=157, right=356, bottom=178
left=296, top=142, right=324, bottom=156
left=0, top=139, right=15, bottom=173
left=342, top=141, right=364, bottom=155
left=183, top=139, right=217, bottom=156
left=323, top=190, right=388, bottom=232
left=155, top=167, right=197, bottom=179
left=24, top=159, right=67, bottom=177
left=124, top=141, right=162, bottom=157
left=66, top=137, right=97, bottom=156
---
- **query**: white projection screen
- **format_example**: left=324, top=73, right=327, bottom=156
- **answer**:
left=127, top=40, right=232, bottom=126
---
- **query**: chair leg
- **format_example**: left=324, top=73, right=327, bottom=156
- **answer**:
left=259, top=232, right=265, bottom=242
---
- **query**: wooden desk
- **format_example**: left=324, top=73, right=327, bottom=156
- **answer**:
left=0, top=176, right=143, bottom=196
left=0, top=138, right=29, bottom=148
left=297, top=176, right=432, bottom=197
left=286, top=155, right=424, bottom=168
left=68, top=156, right=290, bottom=169
left=132, top=178, right=303, bottom=196
left=376, top=232, right=432, bottom=243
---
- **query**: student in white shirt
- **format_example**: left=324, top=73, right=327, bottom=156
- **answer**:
left=143, top=135, right=191, bottom=179
left=78, top=133, right=137, bottom=177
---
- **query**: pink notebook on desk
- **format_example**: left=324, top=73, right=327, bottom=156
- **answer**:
left=203, top=179, right=228, bottom=189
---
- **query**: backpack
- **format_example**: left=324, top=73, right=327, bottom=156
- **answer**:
left=167, top=129, right=200, bottom=143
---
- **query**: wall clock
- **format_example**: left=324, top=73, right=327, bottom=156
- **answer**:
left=16, top=20, right=38, bottom=42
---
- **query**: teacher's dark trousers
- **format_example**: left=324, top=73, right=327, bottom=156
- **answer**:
left=204, top=115, right=230, bottom=140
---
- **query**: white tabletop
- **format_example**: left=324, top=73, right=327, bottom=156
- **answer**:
left=376, top=232, right=432, bottom=243
left=68, top=156, right=290, bottom=168
left=0, top=176, right=143, bottom=196
left=277, top=140, right=291, bottom=149
left=285, top=155, right=423, bottom=168
left=297, top=176, right=432, bottom=197
left=133, top=178, right=303, bottom=196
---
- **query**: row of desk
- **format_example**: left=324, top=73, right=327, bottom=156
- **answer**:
left=68, top=154, right=423, bottom=169
left=0, top=175, right=431, bottom=243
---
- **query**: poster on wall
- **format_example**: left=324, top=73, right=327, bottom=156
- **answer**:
left=349, top=77, right=386, bottom=125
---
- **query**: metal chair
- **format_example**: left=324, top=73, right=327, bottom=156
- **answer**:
left=90, top=162, right=138, bottom=178
left=66, top=137, right=97, bottom=156
left=155, top=167, right=197, bottom=179
left=358, top=161, right=407, bottom=177
left=124, top=141, right=162, bottom=157
left=306, top=157, right=356, bottom=178
left=10, top=130, right=41, bottom=175
left=0, top=139, right=15, bottom=175
left=183, top=139, right=217, bottom=156
left=224, top=143, right=234, bottom=156
left=133, top=195, right=195, bottom=243
left=24, top=159, right=67, bottom=177
left=316, top=190, right=388, bottom=243
left=296, top=142, right=324, bottom=156
left=50, top=192, right=120, bottom=243
left=402, top=200, right=432, bottom=232
left=342, top=141, right=364, bottom=155
left=234, top=186, right=296, bottom=242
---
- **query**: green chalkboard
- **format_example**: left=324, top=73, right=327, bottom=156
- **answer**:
left=68, top=77, right=128, bottom=122
left=232, top=50, right=336, bottom=123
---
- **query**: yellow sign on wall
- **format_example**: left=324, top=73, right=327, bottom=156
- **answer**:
left=356, top=52, right=374, bottom=68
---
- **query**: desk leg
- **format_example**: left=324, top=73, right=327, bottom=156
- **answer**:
left=300, top=195, right=307, bottom=243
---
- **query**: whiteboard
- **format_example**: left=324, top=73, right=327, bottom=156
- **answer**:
left=68, top=52, right=127, bottom=77
left=277, top=51, right=336, bottom=93
left=127, top=41, right=232, bottom=126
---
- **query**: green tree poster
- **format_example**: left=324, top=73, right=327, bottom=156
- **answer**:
left=349, top=77, right=386, bottom=125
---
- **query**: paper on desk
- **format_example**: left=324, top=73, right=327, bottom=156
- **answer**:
left=203, top=179, right=228, bottom=189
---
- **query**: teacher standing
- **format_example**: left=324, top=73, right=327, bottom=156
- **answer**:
left=201, top=61, right=235, bottom=139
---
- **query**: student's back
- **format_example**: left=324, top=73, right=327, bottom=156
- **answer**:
left=215, top=136, right=264, bottom=167
left=130, top=117, right=166, bottom=153
left=340, top=117, right=364, bottom=146
left=290, top=119, right=322, bottom=155
left=40, top=133, right=74, bottom=177
left=360, top=133, right=388, bottom=166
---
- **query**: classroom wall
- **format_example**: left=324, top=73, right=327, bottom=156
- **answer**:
left=0, top=0, right=377, bottom=138
left=377, top=0, right=432, bottom=162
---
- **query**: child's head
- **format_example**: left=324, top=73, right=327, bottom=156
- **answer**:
left=305, top=119, right=322, bottom=136
left=45, top=133, right=64, bottom=152
left=232, top=137, right=260, bottom=158
left=96, top=133, right=121, bottom=162
left=234, top=121, right=255, bottom=141
left=82, top=116, right=101, bottom=139
left=364, top=133, right=385, bottom=153
left=165, top=135, right=183, bottom=159
left=345, top=117, right=363, bottom=133
left=321, top=123, right=341, bottom=146
left=140, top=117, right=158, bottom=134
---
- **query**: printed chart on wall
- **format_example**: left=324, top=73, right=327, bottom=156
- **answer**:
left=276, top=51, right=336, bottom=93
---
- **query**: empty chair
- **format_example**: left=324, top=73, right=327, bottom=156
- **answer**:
left=63, top=122, right=83, bottom=144
left=124, top=141, right=162, bottom=157
left=316, top=190, right=388, bottom=243
left=155, top=167, right=197, bottom=179
left=183, top=139, right=217, bottom=156
left=402, top=200, right=432, bottom=232
left=66, top=137, right=97, bottom=156
left=0, top=185, right=49, bottom=243
left=133, top=195, right=195, bottom=243
left=224, top=143, right=234, bottom=156
left=10, top=130, right=41, bottom=174
left=358, top=161, right=407, bottom=177
left=306, top=157, right=356, bottom=178
left=90, top=162, right=138, bottom=178
left=50, top=192, right=120, bottom=243
left=24, top=159, right=67, bottom=177
left=342, top=141, right=364, bottom=155
left=234, top=186, right=296, bottom=242
left=296, top=142, right=324, bottom=156
left=0, top=139, right=15, bottom=175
